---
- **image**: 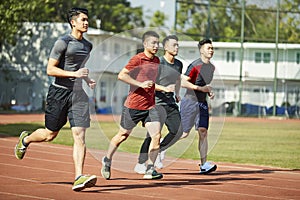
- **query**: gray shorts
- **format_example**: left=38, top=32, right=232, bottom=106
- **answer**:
left=180, top=96, right=209, bottom=132
left=45, top=84, right=90, bottom=131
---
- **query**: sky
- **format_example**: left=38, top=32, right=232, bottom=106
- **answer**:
left=128, top=0, right=175, bottom=29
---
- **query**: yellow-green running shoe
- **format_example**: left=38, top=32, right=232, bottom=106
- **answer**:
left=72, top=175, right=97, bottom=192
left=14, top=131, right=29, bottom=160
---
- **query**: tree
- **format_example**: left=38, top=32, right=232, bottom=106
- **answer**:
left=0, top=0, right=144, bottom=47
left=149, top=10, right=168, bottom=28
left=175, top=0, right=300, bottom=43
left=84, top=0, right=144, bottom=33
left=0, top=0, right=146, bottom=88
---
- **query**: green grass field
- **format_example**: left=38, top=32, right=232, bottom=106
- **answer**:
left=1, top=117, right=299, bottom=169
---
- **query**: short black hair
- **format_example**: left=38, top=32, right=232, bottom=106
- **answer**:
left=198, top=39, right=212, bottom=49
left=162, top=35, right=178, bottom=47
left=67, top=7, right=88, bottom=28
left=142, top=31, right=159, bottom=43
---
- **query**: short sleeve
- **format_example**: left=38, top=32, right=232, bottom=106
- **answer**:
left=125, top=55, right=140, bottom=71
left=184, top=63, right=193, bottom=76
left=49, top=39, right=68, bottom=61
left=188, top=67, right=198, bottom=84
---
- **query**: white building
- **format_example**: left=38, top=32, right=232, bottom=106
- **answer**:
left=1, top=23, right=299, bottom=117
left=177, top=41, right=300, bottom=116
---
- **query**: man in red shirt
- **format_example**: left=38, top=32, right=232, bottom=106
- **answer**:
left=101, top=31, right=167, bottom=180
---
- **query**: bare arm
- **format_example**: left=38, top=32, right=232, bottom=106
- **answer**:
left=118, top=68, right=153, bottom=89
left=47, top=58, right=88, bottom=78
left=180, top=74, right=212, bottom=93
left=155, top=84, right=175, bottom=92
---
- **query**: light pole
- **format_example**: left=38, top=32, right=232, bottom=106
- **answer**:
left=238, top=0, right=245, bottom=116
left=272, top=0, right=280, bottom=116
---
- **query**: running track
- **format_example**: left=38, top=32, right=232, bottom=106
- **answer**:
left=0, top=114, right=299, bottom=199
left=0, top=135, right=299, bottom=200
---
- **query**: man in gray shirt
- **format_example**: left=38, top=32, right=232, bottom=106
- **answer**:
left=134, top=35, right=183, bottom=173
left=14, top=8, right=97, bottom=191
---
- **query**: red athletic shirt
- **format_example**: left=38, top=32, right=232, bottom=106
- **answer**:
left=123, top=52, right=160, bottom=110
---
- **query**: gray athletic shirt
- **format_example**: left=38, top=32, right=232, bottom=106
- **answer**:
left=155, top=56, right=183, bottom=105
left=49, top=34, right=93, bottom=89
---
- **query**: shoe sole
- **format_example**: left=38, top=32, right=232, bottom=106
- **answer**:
left=200, top=165, right=217, bottom=175
left=134, top=169, right=146, bottom=174
left=143, top=174, right=163, bottom=180
left=72, top=175, right=97, bottom=192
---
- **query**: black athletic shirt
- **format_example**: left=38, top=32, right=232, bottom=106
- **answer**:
left=155, top=56, right=183, bottom=105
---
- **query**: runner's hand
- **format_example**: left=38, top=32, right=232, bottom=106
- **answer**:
left=140, top=80, right=154, bottom=89
left=75, top=68, right=89, bottom=78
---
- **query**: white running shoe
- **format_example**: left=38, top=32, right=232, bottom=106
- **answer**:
left=134, top=163, right=147, bottom=174
left=160, top=149, right=166, bottom=160
left=199, top=162, right=217, bottom=174
left=154, top=153, right=164, bottom=169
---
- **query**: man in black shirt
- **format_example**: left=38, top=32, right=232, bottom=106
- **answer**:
left=134, top=35, right=183, bottom=173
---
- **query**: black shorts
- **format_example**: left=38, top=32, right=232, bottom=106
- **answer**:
left=45, top=84, right=90, bottom=131
left=120, top=106, right=160, bottom=130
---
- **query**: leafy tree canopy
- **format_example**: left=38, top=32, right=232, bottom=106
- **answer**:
left=175, top=0, right=300, bottom=43
left=0, top=0, right=144, bottom=46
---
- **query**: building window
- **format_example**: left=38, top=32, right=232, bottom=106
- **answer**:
left=226, top=51, right=235, bottom=62
left=297, top=52, right=300, bottom=64
left=255, top=52, right=262, bottom=63
left=255, top=52, right=271, bottom=63
left=100, top=81, right=106, bottom=102
left=263, top=52, right=271, bottom=63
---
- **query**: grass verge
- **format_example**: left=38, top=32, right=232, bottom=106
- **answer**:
left=1, top=118, right=299, bottom=169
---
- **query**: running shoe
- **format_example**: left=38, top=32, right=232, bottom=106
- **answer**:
left=199, top=162, right=217, bottom=174
left=134, top=163, right=147, bottom=174
left=72, top=175, right=97, bottom=191
left=143, top=166, right=163, bottom=179
left=160, top=148, right=166, bottom=160
left=14, top=131, right=30, bottom=160
left=101, top=156, right=111, bottom=179
left=154, top=153, right=164, bottom=169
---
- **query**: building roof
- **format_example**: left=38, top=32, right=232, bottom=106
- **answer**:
left=178, top=41, right=300, bottom=49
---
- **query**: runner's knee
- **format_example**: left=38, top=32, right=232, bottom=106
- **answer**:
left=198, top=128, right=207, bottom=139
left=45, top=130, right=59, bottom=142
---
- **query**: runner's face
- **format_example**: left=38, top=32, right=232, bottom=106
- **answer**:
left=144, top=36, right=159, bottom=55
left=164, top=39, right=179, bottom=56
left=200, top=43, right=214, bottom=59
left=71, top=13, right=89, bottom=33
